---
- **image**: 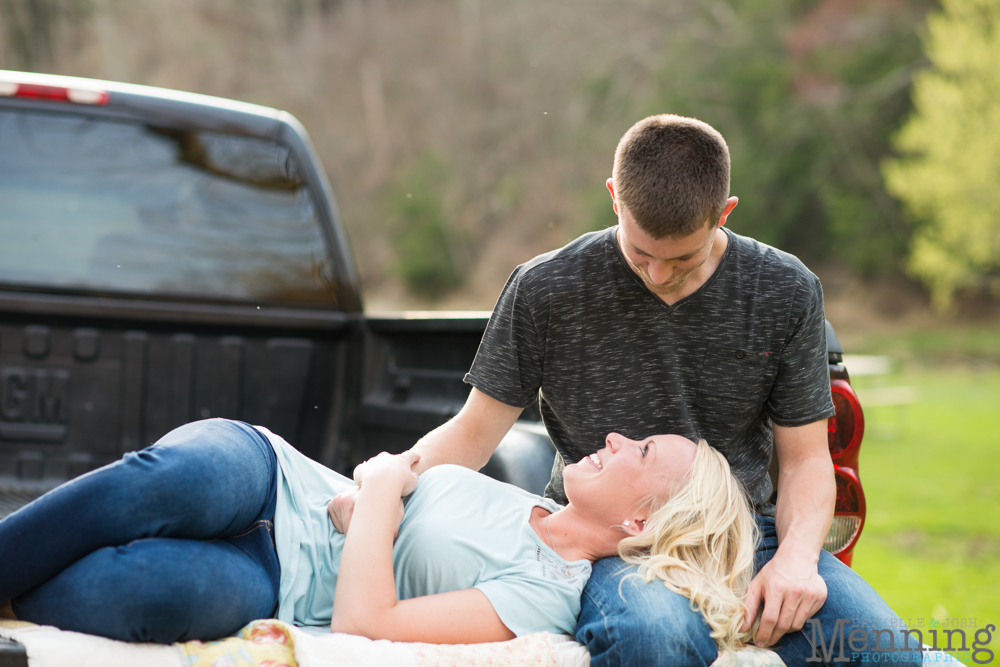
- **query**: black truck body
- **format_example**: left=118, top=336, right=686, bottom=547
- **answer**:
left=0, top=71, right=553, bottom=523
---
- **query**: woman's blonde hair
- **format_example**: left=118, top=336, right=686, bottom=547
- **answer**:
left=617, top=438, right=758, bottom=656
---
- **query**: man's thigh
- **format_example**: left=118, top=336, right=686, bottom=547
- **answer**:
left=755, top=516, right=924, bottom=665
left=576, top=557, right=719, bottom=667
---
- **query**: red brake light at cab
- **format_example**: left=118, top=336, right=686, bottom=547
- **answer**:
left=828, top=378, right=864, bottom=463
left=0, top=81, right=109, bottom=105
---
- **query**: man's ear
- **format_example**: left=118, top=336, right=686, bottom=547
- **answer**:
left=717, top=196, right=738, bottom=228
left=606, top=178, right=619, bottom=215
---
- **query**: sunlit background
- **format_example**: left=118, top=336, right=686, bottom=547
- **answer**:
left=1, top=0, right=997, bottom=660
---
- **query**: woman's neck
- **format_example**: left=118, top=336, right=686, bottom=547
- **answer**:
left=529, top=505, right=622, bottom=563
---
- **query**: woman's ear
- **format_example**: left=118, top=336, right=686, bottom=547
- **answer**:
left=621, top=517, right=646, bottom=536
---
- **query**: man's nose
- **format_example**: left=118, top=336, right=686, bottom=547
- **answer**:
left=646, top=261, right=672, bottom=285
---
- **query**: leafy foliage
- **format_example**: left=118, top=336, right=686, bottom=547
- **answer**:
left=883, top=0, right=1000, bottom=311
left=634, top=0, right=923, bottom=272
left=0, top=0, right=940, bottom=306
left=386, top=153, right=463, bottom=301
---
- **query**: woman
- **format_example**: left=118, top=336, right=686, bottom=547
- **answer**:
left=0, top=419, right=755, bottom=654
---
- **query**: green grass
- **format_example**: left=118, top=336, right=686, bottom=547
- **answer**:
left=845, top=325, right=1000, bottom=367
left=846, top=363, right=1000, bottom=665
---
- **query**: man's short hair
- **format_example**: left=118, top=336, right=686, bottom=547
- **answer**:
left=612, top=115, right=731, bottom=239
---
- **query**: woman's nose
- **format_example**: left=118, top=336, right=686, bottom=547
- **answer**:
left=606, top=433, right=624, bottom=452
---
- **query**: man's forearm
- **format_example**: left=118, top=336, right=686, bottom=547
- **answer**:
left=773, top=454, right=835, bottom=562
left=745, top=420, right=835, bottom=647
left=410, top=418, right=491, bottom=473
left=408, top=387, right=523, bottom=475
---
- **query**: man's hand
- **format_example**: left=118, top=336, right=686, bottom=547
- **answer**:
left=742, top=549, right=827, bottom=647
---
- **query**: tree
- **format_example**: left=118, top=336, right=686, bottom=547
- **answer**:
left=387, top=153, right=463, bottom=301
left=883, top=0, right=1000, bottom=311
left=610, top=0, right=925, bottom=273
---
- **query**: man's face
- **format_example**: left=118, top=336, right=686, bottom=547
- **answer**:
left=616, top=205, right=719, bottom=297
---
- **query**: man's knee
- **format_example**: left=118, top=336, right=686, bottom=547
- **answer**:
left=577, top=559, right=718, bottom=667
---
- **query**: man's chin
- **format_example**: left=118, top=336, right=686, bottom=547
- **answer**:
left=645, top=279, right=686, bottom=295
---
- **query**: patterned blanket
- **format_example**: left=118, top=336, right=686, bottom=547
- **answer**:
left=1, top=617, right=787, bottom=667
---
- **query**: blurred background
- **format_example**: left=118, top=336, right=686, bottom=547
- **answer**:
left=1, top=0, right=997, bottom=659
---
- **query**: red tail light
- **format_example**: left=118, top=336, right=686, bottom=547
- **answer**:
left=825, top=375, right=866, bottom=566
left=825, top=466, right=866, bottom=565
left=828, top=379, right=864, bottom=467
left=0, top=81, right=109, bottom=105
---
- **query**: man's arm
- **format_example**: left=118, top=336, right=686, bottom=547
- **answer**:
left=742, top=418, right=835, bottom=647
left=409, top=387, right=524, bottom=474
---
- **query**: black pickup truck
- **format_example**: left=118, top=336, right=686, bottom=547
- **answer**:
left=0, top=70, right=866, bottom=665
left=0, top=69, right=557, bottom=515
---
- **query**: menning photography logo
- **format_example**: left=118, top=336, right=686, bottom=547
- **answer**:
left=805, top=617, right=996, bottom=664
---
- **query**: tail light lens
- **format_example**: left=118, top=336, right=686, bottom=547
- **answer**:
left=0, top=81, right=109, bottom=105
left=824, top=466, right=866, bottom=566
left=824, top=375, right=866, bottom=566
left=828, top=379, right=864, bottom=465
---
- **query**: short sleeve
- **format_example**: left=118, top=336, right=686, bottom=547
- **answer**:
left=766, top=275, right=836, bottom=427
left=464, top=266, right=546, bottom=409
left=475, top=573, right=583, bottom=637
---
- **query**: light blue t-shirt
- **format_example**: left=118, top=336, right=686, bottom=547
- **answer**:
left=259, top=428, right=592, bottom=637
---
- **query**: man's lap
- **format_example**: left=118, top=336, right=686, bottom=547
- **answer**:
left=576, top=515, right=923, bottom=667
left=576, top=557, right=720, bottom=667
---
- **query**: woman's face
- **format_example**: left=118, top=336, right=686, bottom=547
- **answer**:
left=562, top=432, right=697, bottom=528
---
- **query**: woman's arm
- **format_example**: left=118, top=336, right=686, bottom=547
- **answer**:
left=330, top=452, right=515, bottom=644
left=327, top=488, right=404, bottom=539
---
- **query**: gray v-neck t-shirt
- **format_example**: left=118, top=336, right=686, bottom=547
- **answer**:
left=465, top=227, right=835, bottom=511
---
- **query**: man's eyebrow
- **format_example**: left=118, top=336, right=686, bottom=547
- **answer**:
left=628, top=242, right=654, bottom=257
left=628, top=242, right=696, bottom=261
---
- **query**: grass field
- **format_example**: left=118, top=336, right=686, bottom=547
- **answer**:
left=841, top=327, right=1000, bottom=665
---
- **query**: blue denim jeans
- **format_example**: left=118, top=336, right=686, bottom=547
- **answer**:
left=0, top=419, right=280, bottom=643
left=577, top=514, right=924, bottom=666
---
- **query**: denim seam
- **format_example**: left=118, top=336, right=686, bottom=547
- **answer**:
left=581, top=585, right=620, bottom=666
left=227, top=519, right=273, bottom=540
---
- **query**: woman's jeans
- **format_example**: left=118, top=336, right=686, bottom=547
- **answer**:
left=576, top=513, right=924, bottom=667
left=0, top=419, right=280, bottom=643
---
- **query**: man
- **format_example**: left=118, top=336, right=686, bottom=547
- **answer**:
left=408, top=115, right=920, bottom=666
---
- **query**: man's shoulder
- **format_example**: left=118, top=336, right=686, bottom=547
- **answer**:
left=515, top=227, right=616, bottom=284
left=727, top=230, right=820, bottom=290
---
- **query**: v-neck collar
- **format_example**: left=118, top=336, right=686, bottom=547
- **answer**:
left=608, top=225, right=734, bottom=313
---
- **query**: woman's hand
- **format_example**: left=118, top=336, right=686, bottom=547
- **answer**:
left=328, top=490, right=406, bottom=539
left=353, top=450, right=421, bottom=496
left=327, top=450, right=419, bottom=537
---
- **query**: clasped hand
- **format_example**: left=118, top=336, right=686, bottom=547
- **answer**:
left=742, top=551, right=827, bottom=648
left=327, top=450, right=421, bottom=537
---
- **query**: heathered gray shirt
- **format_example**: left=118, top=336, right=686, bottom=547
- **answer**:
left=464, top=226, right=835, bottom=513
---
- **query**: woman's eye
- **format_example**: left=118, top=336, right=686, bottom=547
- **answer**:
left=641, top=444, right=650, bottom=457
